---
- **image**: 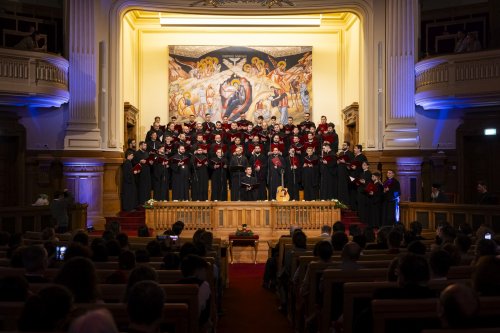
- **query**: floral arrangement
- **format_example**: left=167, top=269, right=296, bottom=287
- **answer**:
left=235, top=223, right=254, bottom=236
left=332, top=199, right=349, bottom=210
left=143, top=199, right=156, bottom=209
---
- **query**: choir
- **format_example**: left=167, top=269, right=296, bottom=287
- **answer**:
left=121, top=113, right=401, bottom=226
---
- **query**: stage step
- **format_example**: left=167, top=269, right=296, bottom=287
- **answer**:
left=340, top=209, right=367, bottom=234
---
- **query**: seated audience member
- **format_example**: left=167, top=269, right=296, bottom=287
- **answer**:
left=387, top=240, right=427, bottom=281
left=365, top=225, right=391, bottom=250
left=135, top=249, right=151, bottom=263
left=472, top=255, right=500, bottom=296
left=331, top=231, right=348, bottom=251
left=63, top=242, right=92, bottom=261
left=105, top=239, right=122, bottom=257
left=179, top=242, right=201, bottom=259
left=0, top=275, right=29, bottom=301
left=146, top=240, right=162, bottom=257
left=22, top=244, right=49, bottom=283
left=362, top=226, right=376, bottom=243
left=102, top=230, right=116, bottom=242
left=319, top=225, right=332, bottom=237
left=374, top=253, right=435, bottom=299
left=472, top=238, right=498, bottom=265
left=332, top=221, right=345, bottom=233
left=349, top=224, right=361, bottom=237
left=352, top=234, right=367, bottom=250
left=91, top=243, right=109, bottom=262
left=431, top=184, right=448, bottom=203
left=454, top=234, right=474, bottom=264
left=54, top=257, right=100, bottom=303
left=340, top=242, right=363, bottom=270
left=441, top=243, right=462, bottom=266
left=68, top=308, right=119, bottom=333
left=178, top=254, right=212, bottom=328
left=10, top=245, right=25, bottom=267
left=429, top=249, right=452, bottom=280
left=124, top=265, right=158, bottom=301
left=436, top=223, right=456, bottom=247
left=105, top=250, right=137, bottom=284
left=172, top=220, right=185, bottom=236
left=298, top=240, right=334, bottom=296
left=41, top=227, right=59, bottom=242
left=72, top=231, right=89, bottom=246
left=7, top=232, right=24, bottom=258
left=386, top=229, right=403, bottom=254
left=116, top=232, right=130, bottom=250
left=475, top=224, right=494, bottom=241
left=457, top=223, right=473, bottom=237
left=409, top=221, right=425, bottom=240
left=127, top=281, right=166, bottom=333
left=18, top=285, right=74, bottom=332
left=438, top=283, right=479, bottom=329
left=476, top=181, right=498, bottom=205
left=14, top=30, right=46, bottom=51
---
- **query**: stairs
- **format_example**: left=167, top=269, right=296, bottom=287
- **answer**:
left=340, top=209, right=366, bottom=234
left=104, top=208, right=146, bottom=235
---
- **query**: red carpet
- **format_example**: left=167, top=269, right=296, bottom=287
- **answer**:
left=217, top=264, right=293, bottom=333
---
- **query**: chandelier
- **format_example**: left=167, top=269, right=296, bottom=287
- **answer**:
left=190, top=0, right=296, bottom=8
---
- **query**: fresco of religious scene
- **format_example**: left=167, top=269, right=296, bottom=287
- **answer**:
left=168, top=45, right=312, bottom=124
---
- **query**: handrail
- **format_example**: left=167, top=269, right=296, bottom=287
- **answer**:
left=399, top=201, right=500, bottom=231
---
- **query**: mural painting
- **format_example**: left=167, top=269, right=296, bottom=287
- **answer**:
left=168, top=45, right=312, bottom=123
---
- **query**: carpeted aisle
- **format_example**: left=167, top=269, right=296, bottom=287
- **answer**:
left=217, top=263, right=293, bottom=333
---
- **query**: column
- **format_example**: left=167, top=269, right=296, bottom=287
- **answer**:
left=64, top=0, right=102, bottom=149
left=63, top=158, right=105, bottom=229
left=384, top=0, right=420, bottom=149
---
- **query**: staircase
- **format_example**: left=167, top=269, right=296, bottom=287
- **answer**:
left=104, top=209, right=146, bottom=235
left=340, top=209, right=366, bottom=234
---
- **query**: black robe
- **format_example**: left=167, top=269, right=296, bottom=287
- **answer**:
left=191, top=154, right=209, bottom=201
left=319, top=152, right=338, bottom=200
left=356, top=169, right=372, bottom=223
left=171, top=153, right=191, bottom=201
left=121, top=160, right=137, bottom=211
left=267, top=154, right=286, bottom=200
left=249, top=153, right=268, bottom=200
left=229, top=155, right=248, bottom=201
left=152, top=155, right=170, bottom=201
left=349, top=153, right=368, bottom=210
left=132, top=149, right=152, bottom=205
left=240, top=175, right=258, bottom=201
left=337, top=150, right=354, bottom=205
left=209, top=157, right=228, bottom=201
left=302, top=154, right=319, bottom=200
left=285, top=156, right=302, bottom=201
left=382, top=177, right=401, bottom=225
left=368, top=182, right=384, bottom=227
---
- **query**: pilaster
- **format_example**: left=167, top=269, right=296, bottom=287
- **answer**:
left=62, top=158, right=105, bottom=230
left=384, top=0, right=420, bottom=149
left=64, top=0, right=102, bottom=149
left=396, top=156, right=423, bottom=203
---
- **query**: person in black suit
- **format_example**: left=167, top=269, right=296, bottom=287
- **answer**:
left=431, top=184, right=448, bottom=203
left=476, top=181, right=498, bottom=204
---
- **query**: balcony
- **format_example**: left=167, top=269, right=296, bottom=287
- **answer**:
left=0, top=48, right=69, bottom=108
left=415, top=49, right=500, bottom=110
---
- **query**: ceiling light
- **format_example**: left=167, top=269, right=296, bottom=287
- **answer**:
left=159, top=16, right=321, bottom=27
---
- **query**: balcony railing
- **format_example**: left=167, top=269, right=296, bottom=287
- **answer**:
left=0, top=48, right=69, bottom=108
left=415, top=49, right=500, bottom=110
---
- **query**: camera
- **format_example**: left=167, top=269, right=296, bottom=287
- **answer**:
left=55, top=246, right=67, bottom=261
left=484, top=233, right=492, bottom=240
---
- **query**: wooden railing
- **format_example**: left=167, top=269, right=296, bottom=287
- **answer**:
left=146, top=201, right=341, bottom=236
left=399, top=201, right=500, bottom=231
left=0, top=204, right=88, bottom=234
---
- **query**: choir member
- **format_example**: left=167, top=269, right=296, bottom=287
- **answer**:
left=237, top=113, right=252, bottom=130
left=302, top=146, right=319, bottom=200
left=127, top=138, right=136, bottom=151
left=185, top=114, right=196, bottom=131
left=322, top=123, right=339, bottom=153
left=285, top=147, right=301, bottom=201
left=164, top=122, right=178, bottom=139
left=267, top=147, right=285, bottom=200
left=283, top=116, right=295, bottom=136
left=253, top=115, right=264, bottom=134
left=367, top=171, right=384, bottom=227
left=121, top=150, right=137, bottom=211
left=171, top=145, right=191, bottom=201
left=191, top=147, right=209, bottom=201
left=152, top=146, right=170, bottom=201
left=356, top=161, right=372, bottom=223
left=229, top=146, right=248, bottom=201
left=221, top=116, right=231, bottom=132
left=145, top=122, right=164, bottom=142
left=202, top=113, right=215, bottom=133
left=249, top=145, right=268, bottom=200
left=164, top=134, right=176, bottom=157
left=240, top=166, right=258, bottom=201
left=290, top=135, right=304, bottom=161
left=132, top=141, right=152, bottom=205
left=382, top=169, right=401, bottom=225
left=226, top=122, right=241, bottom=145
left=349, top=144, right=368, bottom=210
left=299, top=112, right=315, bottom=132
left=209, top=134, right=227, bottom=158
left=319, top=142, right=338, bottom=200
left=209, top=148, right=228, bottom=201
left=317, top=115, right=328, bottom=134
left=146, top=132, right=161, bottom=152
left=337, top=141, right=354, bottom=205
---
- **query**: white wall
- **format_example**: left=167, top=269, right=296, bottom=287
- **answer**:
left=136, top=27, right=344, bottom=136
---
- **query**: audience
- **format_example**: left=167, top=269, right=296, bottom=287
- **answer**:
left=22, top=244, right=49, bottom=283
left=429, top=249, right=452, bottom=280
left=472, top=255, right=500, bottom=296
left=319, top=225, right=332, bottom=237
left=340, top=242, right=362, bottom=270
left=54, top=257, right=100, bottom=303
left=438, top=283, right=479, bottom=329
left=331, top=231, right=348, bottom=251
left=68, top=308, right=119, bottom=333
left=127, top=280, right=166, bottom=333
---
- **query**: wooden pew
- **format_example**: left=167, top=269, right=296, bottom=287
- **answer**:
left=372, top=297, right=500, bottom=333
left=422, top=329, right=500, bottom=333
left=319, top=268, right=389, bottom=333
left=0, top=302, right=189, bottom=333
left=341, top=279, right=470, bottom=333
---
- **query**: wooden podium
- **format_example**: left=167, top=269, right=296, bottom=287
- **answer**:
left=228, top=234, right=259, bottom=264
